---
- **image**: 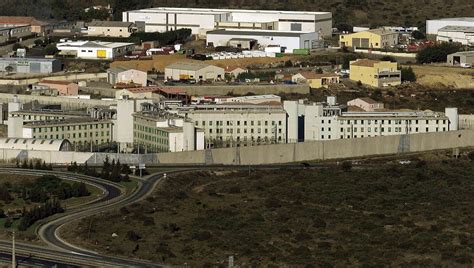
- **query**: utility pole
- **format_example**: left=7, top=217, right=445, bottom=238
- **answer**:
left=11, top=230, right=16, bottom=268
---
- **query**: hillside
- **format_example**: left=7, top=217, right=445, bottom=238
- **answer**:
left=61, top=153, right=474, bottom=266
left=1, top=0, right=474, bottom=30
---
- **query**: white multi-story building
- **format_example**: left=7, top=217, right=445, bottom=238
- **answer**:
left=170, top=103, right=287, bottom=148
left=122, top=7, right=332, bottom=37
left=285, top=97, right=458, bottom=142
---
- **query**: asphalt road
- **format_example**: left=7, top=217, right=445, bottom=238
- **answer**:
left=0, top=168, right=166, bottom=267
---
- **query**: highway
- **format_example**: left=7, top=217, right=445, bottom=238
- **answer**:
left=0, top=168, right=167, bottom=267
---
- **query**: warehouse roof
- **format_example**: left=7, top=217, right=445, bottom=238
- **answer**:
left=448, top=51, right=474, bottom=56
left=0, top=138, right=72, bottom=151
left=350, top=59, right=384, bottom=67
left=107, top=66, right=144, bottom=74
left=57, top=40, right=134, bottom=49
left=88, top=20, right=134, bottom=28
left=129, top=7, right=331, bottom=16
left=39, top=80, right=76, bottom=85
left=207, top=29, right=312, bottom=37
left=166, top=62, right=222, bottom=71
left=438, top=26, right=474, bottom=33
left=0, top=16, right=48, bottom=26
left=429, top=17, right=474, bottom=22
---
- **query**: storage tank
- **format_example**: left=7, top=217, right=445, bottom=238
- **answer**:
left=445, top=107, right=459, bottom=131
left=183, top=121, right=195, bottom=151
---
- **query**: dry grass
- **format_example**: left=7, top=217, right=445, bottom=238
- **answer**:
left=406, top=65, right=474, bottom=88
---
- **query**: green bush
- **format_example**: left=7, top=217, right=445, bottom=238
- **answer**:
left=416, top=43, right=461, bottom=64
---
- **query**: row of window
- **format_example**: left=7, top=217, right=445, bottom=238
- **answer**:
left=208, top=128, right=283, bottom=134
left=332, top=119, right=447, bottom=125
left=134, top=124, right=170, bottom=137
left=196, top=120, right=283, bottom=127
left=32, top=123, right=110, bottom=133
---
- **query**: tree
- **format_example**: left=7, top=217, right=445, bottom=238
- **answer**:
left=4, top=65, right=14, bottom=75
left=401, top=66, right=416, bottom=82
left=34, top=39, right=44, bottom=47
left=411, top=30, right=426, bottom=40
left=336, top=23, right=353, bottom=33
left=45, top=44, right=58, bottom=55
left=341, top=161, right=353, bottom=172
left=380, top=56, right=396, bottom=62
left=416, top=43, right=461, bottom=64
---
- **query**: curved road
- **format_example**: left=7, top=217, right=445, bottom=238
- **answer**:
left=0, top=168, right=167, bottom=267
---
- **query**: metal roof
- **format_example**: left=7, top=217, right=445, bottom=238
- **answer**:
left=0, top=57, right=58, bottom=62
left=207, top=29, right=311, bottom=37
left=165, top=62, right=222, bottom=71
left=88, top=20, right=134, bottom=28
left=438, top=26, right=474, bottom=33
left=0, top=138, right=72, bottom=151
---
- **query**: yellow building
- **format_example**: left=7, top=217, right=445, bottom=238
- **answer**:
left=340, top=28, right=399, bottom=49
left=291, top=72, right=340, bottom=89
left=349, top=59, right=401, bottom=87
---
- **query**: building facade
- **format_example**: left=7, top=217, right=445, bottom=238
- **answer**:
left=0, top=58, right=61, bottom=74
left=0, top=25, right=31, bottom=44
left=22, top=118, right=114, bottom=147
left=447, top=51, right=474, bottom=66
left=339, top=28, right=399, bottom=49
left=165, top=62, right=225, bottom=81
left=350, top=59, right=401, bottom=87
left=292, top=72, right=339, bottom=88
left=87, top=21, right=138, bottom=37
left=426, top=17, right=474, bottom=35
left=57, top=40, right=135, bottom=59
left=206, top=29, right=320, bottom=52
left=122, top=7, right=332, bottom=37
left=285, top=98, right=458, bottom=142
left=38, top=80, right=79, bottom=96
left=107, top=67, right=147, bottom=87
left=133, top=110, right=204, bottom=152
left=437, top=26, right=474, bottom=46
left=174, top=104, right=287, bottom=148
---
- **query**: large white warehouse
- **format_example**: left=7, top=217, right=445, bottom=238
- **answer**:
left=122, top=7, right=332, bottom=37
left=427, top=17, right=474, bottom=35
left=206, top=29, right=319, bottom=52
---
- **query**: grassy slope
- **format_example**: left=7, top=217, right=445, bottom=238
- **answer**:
left=63, top=154, right=474, bottom=266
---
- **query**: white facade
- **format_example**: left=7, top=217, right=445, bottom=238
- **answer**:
left=206, top=29, right=319, bottom=52
left=57, top=40, right=135, bottom=59
left=123, top=7, right=332, bottom=37
left=285, top=98, right=458, bottom=142
left=174, top=104, right=287, bottom=148
left=427, top=17, right=474, bottom=35
left=116, top=99, right=149, bottom=151
left=437, top=26, right=474, bottom=45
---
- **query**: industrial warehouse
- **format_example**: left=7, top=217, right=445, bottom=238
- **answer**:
left=0, top=58, right=61, bottom=74
left=206, top=29, right=320, bottom=51
left=122, top=7, right=332, bottom=37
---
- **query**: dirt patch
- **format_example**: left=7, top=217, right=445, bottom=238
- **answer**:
left=407, top=65, right=474, bottom=88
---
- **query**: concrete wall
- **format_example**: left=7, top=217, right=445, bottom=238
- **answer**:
left=0, top=93, right=115, bottom=109
left=0, top=73, right=107, bottom=86
left=174, top=84, right=310, bottom=96
left=1, top=130, right=473, bottom=165
left=354, top=48, right=417, bottom=58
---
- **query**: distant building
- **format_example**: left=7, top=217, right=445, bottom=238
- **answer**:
left=339, top=28, right=399, bottom=49
left=133, top=109, right=204, bottom=152
left=115, top=86, right=162, bottom=100
left=0, top=137, right=72, bottom=151
left=291, top=72, right=339, bottom=88
left=165, top=62, right=225, bottom=81
left=224, top=94, right=281, bottom=105
left=0, top=16, right=74, bottom=35
left=206, top=29, right=319, bottom=52
left=22, top=118, right=114, bottom=147
left=122, top=7, right=332, bottom=37
left=437, top=26, right=474, bottom=46
left=447, top=51, right=474, bottom=66
left=347, top=97, right=384, bottom=112
left=174, top=103, right=287, bottom=148
left=427, top=17, right=474, bottom=35
left=107, top=66, right=147, bottom=87
left=0, top=25, right=32, bottom=44
left=56, top=40, right=135, bottom=59
left=38, top=80, right=79, bottom=96
left=284, top=97, right=458, bottom=142
left=87, top=20, right=141, bottom=38
left=349, top=59, right=401, bottom=87
left=224, top=66, right=248, bottom=78
left=0, top=58, right=61, bottom=74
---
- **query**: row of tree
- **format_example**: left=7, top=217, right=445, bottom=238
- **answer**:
left=17, top=159, right=53, bottom=171
left=67, top=157, right=132, bottom=182
left=18, top=198, right=64, bottom=231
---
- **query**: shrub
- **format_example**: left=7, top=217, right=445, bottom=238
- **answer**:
left=341, top=161, right=353, bottom=172
left=126, top=230, right=141, bottom=241
left=401, top=66, right=416, bottom=82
